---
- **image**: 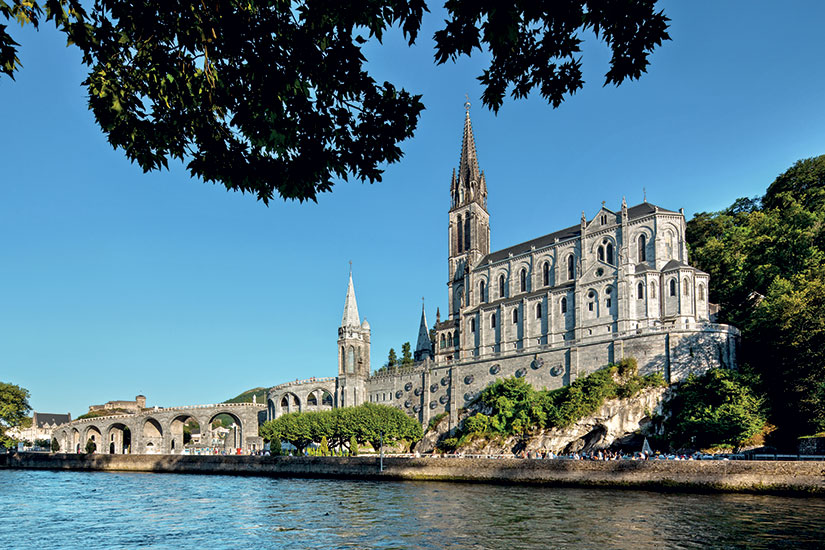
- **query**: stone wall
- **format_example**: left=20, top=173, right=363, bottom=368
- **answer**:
left=5, top=453, right=824, bottom=495
left=365, top=324, right=737, bottom=428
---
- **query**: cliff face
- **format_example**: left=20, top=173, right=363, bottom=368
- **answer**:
left=429, top=387, right=667, bottom=455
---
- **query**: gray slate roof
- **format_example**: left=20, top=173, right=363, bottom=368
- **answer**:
left=33, top=412, right=71, bottom=427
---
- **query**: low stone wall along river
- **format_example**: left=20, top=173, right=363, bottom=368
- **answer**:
left=4, top=453, right=825, bottom=495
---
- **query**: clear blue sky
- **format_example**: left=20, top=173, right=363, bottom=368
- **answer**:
left=2, top=1, right=824, bottom=417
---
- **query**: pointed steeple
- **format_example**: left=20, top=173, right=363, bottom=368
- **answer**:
left=453, top=99, right=487, bottom=209
left=414, top=300, right=433, bottom=361
left=459, top=107, right=481, bottom=187
left=341, top=269, right=360, bottom=327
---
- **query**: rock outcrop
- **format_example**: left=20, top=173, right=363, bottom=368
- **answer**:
left=433, top=387, right=667, bottom=455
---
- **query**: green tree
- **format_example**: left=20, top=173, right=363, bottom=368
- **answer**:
left=85, top=439, right=96, bottom=454
left=270, top=437, right=282, bottom=456
left=51, top=438, right=60, bottom=452
left=1, top=1, right=669, bottom=203
left=400, top=342, right=413, bottom=366
left=0, top=381, right=31, bottom=448
left=349, top=436, right=359, bottom=456
left=686, top=155, right=825, bottom=443
left=662, top=369, right=766, bottom=450
left=319, top=436, right=330, bottom=456
left=387, top=348, right=397, bottom=368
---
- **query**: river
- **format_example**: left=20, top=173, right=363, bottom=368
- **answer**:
left=1, top=470, right=823, bottom=549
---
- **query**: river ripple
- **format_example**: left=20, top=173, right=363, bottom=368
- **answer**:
left=1, top=470, right=824, bottom=549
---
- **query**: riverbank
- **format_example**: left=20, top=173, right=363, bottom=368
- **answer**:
left=3, top=453, right=824, bottom=495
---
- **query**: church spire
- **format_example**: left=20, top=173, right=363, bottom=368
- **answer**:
left=453, top=99, right=487, bottom=209
left=341, top=268, right=360, bottom=327
left=414, top=300, right=433, bottom=361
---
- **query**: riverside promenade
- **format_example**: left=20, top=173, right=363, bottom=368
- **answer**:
left=3, top=453, right=825, bottom=495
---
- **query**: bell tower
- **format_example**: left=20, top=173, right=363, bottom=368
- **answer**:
left=448, top=101, right=490, bottom=319
left=337, top=267, right=370, bottom=407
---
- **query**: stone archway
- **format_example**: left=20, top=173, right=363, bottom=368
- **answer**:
left=105, top=422, right=131, bottom=454
left=207, top=411, right=243, bottom=452
left=70, top=428, right=81, bottom=453
left=169, top=415, right=203, bottom=455
left=83, top=426, right=103, bottom=453
left=142, top=417, right=163, bottom=454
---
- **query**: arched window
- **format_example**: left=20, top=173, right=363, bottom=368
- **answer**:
left=520, top=268, right=527, bottom=292
left=536, top=303, right=542, bottom=319
left=499, top=274, right=506, bottom=298
left=669, top=279, right=676, bottom=296
left=561, top=297, right=568, bottom=314
left=440, top=334, right=446, bottom=349
left=588, top=290, right=596, bottom=312
left=464, top=215, right=471, bottom=251
left=457, top=215, right=463, bottom=253
left=683, top=278, right=690, bottom=296
left=347, top=346, right=355, bottom=373
left=637, top=282, right=644, bottom=299
left=650, top=282, right=657, bottom=298
left=512, top=308, right=518, bottom=324
left=698, top=284, right=705, bottom=301
left=307, top=393, right=317, bottom=407
left=480, top=280, right=486, bottom=303
left=491, top=313, right=496, bottom=328
left=447, top=333, right=453, bottom=347
left=598, top=246, right=605, bottom=262
left=542, top=262, right=550, bottom=286
left=470, top=318, right=475, bottom=332
left=567, top=255, right=575, bottom=280
left=638, top=234, right=647, bottom=262
left=606, top=243, right=614, bottom=265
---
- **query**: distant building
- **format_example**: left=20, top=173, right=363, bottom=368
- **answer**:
left=88, top=395, right=146, bottom=414
left=8, top=412, right=72, bottom=443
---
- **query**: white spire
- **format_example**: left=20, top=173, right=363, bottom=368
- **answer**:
left=341, top=269, right=360, bottom=327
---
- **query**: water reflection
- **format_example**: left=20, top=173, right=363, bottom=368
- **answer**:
left=0, top=470, right=823, bottom=549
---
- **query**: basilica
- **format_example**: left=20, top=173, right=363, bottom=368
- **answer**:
left=266, top=108, right=739, bottom=430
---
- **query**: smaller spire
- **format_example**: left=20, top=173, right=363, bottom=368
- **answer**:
left=414, top=302, right=433, bottom=361
left=341, top=269, right=360, bottom=327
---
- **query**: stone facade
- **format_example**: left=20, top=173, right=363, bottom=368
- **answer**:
left=266, top=108, right=739, bottom=431
left=52, top=402, right=265, bottom=455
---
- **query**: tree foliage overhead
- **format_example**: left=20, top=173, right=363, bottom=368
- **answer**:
left=686, top=155, right=825, bottom=443
left=0, top=381, right=31, bottom=447
left=1, top=0, right=669, bottom=203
